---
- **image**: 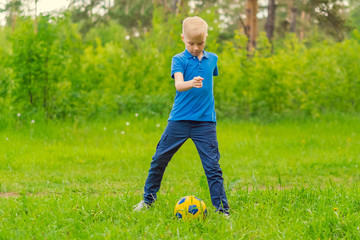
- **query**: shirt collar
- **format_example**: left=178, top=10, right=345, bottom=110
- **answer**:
left=184, top=49, right=209, bottom=59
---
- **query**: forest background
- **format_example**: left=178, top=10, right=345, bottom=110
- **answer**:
left=0, top=0, right=360, bottom=122
left=1, top=2, right=360, bottom=238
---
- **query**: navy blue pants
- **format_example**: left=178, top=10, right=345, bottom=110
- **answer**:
left=143, top=120, right=229, bottom=212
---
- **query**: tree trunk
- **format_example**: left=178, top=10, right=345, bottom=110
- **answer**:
left=300, top=7, right=305, bottom=40
left=34, top=0, right=38, bottom=33
left=245, top=0, right=258, bottom=52
left=287, top=0, right=297, bottom=33
left=300, top=0, right=307, bottom=40
left=161, top=0, right=168, bottom=11
left=125, top=0, right=129, bottom=15
left=265, top=0, right=276, bottom=42
left=171, top=0, right=179, bottom=13
left=28, top=70, right=33, bottom=105
left=11, top=12, right=16, bottom=32
left=43, top=56, right=48, bottom=110
left=177, top=0, right=188, bottom=16
left=11, top=0, right=17, bottom=32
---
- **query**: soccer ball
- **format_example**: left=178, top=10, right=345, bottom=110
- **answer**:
left=174, top=196, right=207, bottom=220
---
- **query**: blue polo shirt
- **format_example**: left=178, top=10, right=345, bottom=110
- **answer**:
left=169, top=49, right=219, bottom=122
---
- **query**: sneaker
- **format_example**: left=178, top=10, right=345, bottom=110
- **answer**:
left=218, top=209, right=230, bottom=219
left=221, top=211, right=230, bottom=219
left=133, top=200, right=150, bottom=212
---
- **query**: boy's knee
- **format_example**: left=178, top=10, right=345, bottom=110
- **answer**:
left=151, top=156, right=170, bottom=169
left=204, top=166, right=223, bottom=179
left=198, top=139, right=220, bottom=161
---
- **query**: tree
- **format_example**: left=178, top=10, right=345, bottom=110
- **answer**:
left=1, top=0, right=22, bottom=31
left=171, top=0, right=179, bottom=13
left=287, top=0, right=296, bottom=33
left=265, top=0, right=276, bottom=43
left=299, top=0, right=309, bottom=41
left=302, top=0, right=349, bottom=41
left=349, top=0, right=360, bottom=32
left=245, top=0, right=258, bottom=51
left=11, top=15, right=83, bottom=117
left=177, top=0, right=188, bottom=16
left=67, top=0, right=110, bottom=35
left=108, top=0, right=153, bottom=33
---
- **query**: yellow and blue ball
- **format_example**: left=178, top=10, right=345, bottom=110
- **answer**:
left=174, top=196, right=207, bottom=220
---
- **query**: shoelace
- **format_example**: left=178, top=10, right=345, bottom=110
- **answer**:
left=133, top=201, right=145, bottom=209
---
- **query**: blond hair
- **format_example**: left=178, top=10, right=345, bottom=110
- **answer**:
left=182, top=16, right=208, bottom=40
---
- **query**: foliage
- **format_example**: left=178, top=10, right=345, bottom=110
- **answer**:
left=84, top=20, right=127, bottom=46
left=9, top=15, right=83, bottom=119
left=301, top=0, right=350, bottom=41
left=109, top=0, right=153, bottom=32
left=216, top=32, right=360, bottom=118
left=0, top=27, right=12, bottom=119
left=1, top=7, right=360, bottom=120
left=349, top=4, right=360, bottom=33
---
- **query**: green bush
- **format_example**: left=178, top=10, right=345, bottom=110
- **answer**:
left=9, top=15, right=83, bottom=119
left=1, top=10, right=360, bottom=120
left=0, top=27, right=12, bottom=120
left=216, top=33, right=360, bottom=118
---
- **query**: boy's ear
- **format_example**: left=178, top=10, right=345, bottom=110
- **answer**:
left=181, top=34, right=185, bottom=42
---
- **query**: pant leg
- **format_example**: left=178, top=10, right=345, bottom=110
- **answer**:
left=143, top=121, right=189, bottom=204
left=190, top=122, right=229, bottom=211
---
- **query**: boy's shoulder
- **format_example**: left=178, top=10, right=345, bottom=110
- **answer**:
left=172, top=50, right=189, bottom=60
left=205, top=51, right=218, bottom=59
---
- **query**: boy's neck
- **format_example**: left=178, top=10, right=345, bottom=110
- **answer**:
left=197, top=51, right=204, bottom=61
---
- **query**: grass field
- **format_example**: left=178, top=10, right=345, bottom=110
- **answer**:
left=1, top=114, right=360, bottom=239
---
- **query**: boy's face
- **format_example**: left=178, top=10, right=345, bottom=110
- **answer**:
left=181, top=34, right=207, bottom=56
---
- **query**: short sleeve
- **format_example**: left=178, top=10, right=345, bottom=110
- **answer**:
left=213, top=64, right=219, bottom=76
left=171, top=56, right=184, bottom=79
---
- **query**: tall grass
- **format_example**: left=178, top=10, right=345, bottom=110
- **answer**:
left=1, top=114, right=359, bottom=238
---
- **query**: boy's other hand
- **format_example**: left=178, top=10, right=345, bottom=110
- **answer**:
left=192, top=76, right=204, bottom=88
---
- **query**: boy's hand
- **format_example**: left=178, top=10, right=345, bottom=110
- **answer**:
left=192, top=76, right=204, bottom=88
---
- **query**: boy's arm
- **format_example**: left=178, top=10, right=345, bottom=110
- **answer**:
left=174, top=72, right=203, bottom=92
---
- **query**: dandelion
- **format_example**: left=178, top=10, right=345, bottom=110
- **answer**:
left=333, top=207, right=338, bottom=211
left=31, top=120, right=35, bottom=124
left=206, top=9, right=211, bottom=14
left=135, top=113, right=139, bottom=117
left=6, top=137, right=8, bottom=141
left=121, top=131, right=125, bottom=134
left=301, top=139, right=306, bottom=143
left=104, top=127, right=107, bottom=131
left=17, top=113, right=21, bottom=117
left=125, top=35, right=130, bottom=40
left=126, top=122, right=130, bottom=126
left=156, top=123, right=160, bottom=128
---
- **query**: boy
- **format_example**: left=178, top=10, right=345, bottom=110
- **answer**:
left=133, top=16, right=230, bottom=216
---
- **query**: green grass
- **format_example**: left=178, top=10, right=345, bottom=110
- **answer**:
left=1, top=114, right=360, bottom=239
